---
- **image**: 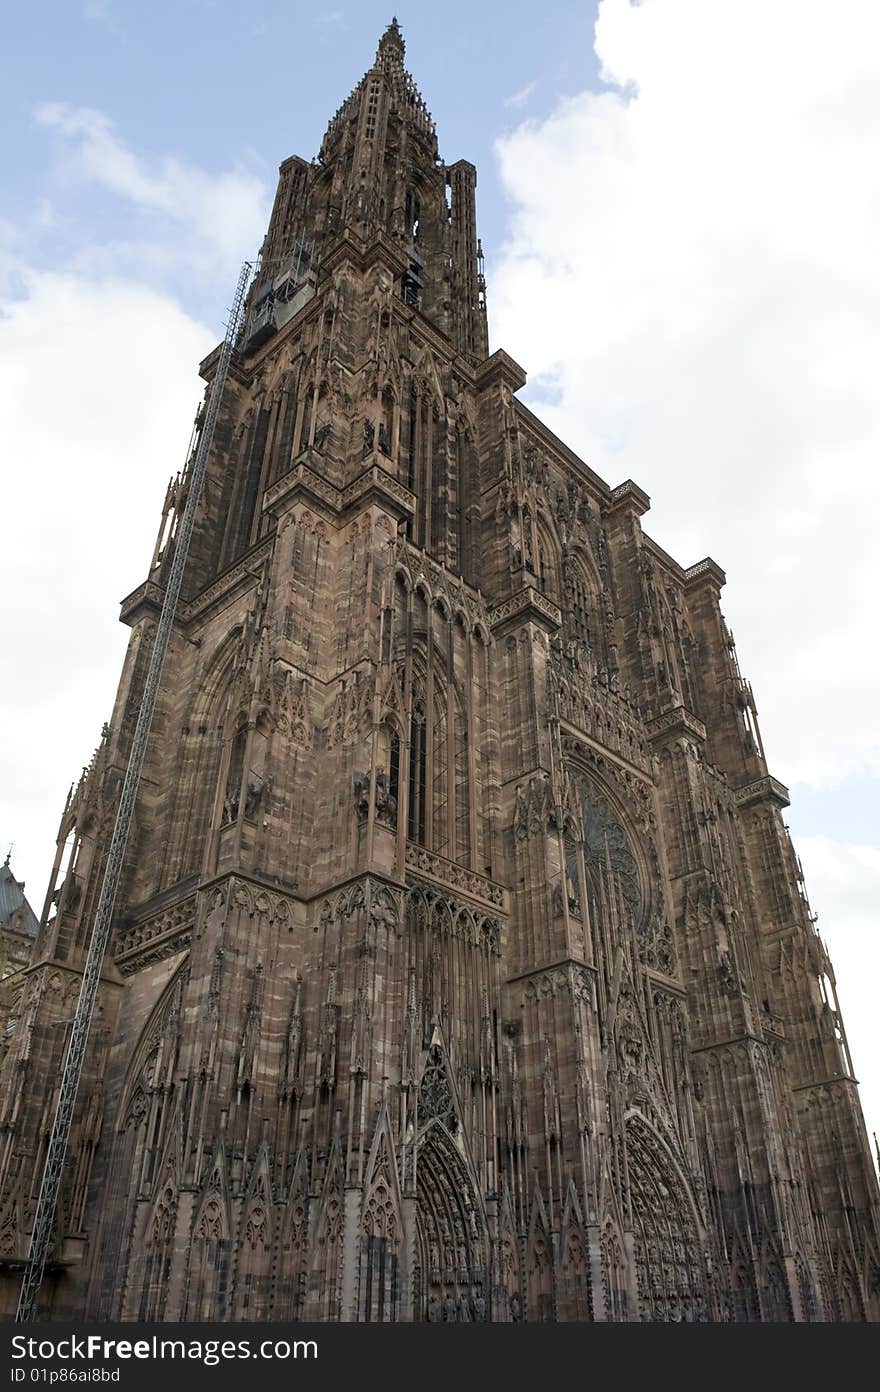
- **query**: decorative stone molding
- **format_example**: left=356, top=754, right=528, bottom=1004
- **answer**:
left=114, top=894, right=197, bottom=975
left=733, top=775, right=790, bottom=810
left=645, top=705, right=707, bottom=748
left=488, top=586, right=561, bottom=635
left=341, top=465, right=415, bottom=521
left=119, top=538, right=273, bottom=631
left=393, top=537, right=489, bottom=634
left=474, top=348, right=527, bottom=394
left=512, top=960, right=596, bottom=1008
left=605, top=479, right=651, bottom=517
left=405, top=881, right=502, bottom=955
left=119, top=580, right=168, bottom=627
left=187, top=539, right=273, bottom=623
left=404, top=842, right=506, bottom=910
left=683, top=557, right=726, bottom=589
left=264, top=459, right=342, bottom=517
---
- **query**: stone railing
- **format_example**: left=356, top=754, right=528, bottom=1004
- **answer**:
left=488, top=586, right=561, bottom=634
left=404, top=842, right=506, bottom=910
left=733, top=775, right=790, bottom=810
left=645, top=704, right=707, bottom=746
left=114, top=892, right=197, bottom=976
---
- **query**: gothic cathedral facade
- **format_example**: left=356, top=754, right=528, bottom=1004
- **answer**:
left=2, top=23, right=878, bottom=1322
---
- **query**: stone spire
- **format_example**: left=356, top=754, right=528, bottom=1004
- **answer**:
left=376, top=16, right=405, bottom=66
left=259, top=19, right=487, bottom=359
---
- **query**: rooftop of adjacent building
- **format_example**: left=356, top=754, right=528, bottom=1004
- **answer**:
left=0, top=851, right=39, bottom=938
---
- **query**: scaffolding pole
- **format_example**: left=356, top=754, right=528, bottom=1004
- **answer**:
left=16, top=260, right=253, bottom=1323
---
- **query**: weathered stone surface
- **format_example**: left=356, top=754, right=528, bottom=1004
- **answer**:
left=1, top=21, right=877, bottom=1323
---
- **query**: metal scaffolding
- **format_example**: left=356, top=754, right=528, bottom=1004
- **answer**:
left=16, top=260, right=253, bottom=1323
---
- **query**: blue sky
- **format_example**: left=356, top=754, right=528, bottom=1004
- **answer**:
left=1, top=1, right=600, bottom=324
left=1, top=1, right=878, bottom=1148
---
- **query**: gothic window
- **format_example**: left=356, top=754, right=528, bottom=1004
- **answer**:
left=404, top=384, right=420, bottom=537
left=310, top=1193, right=342, bottom=1320
left=627, top=1118, right=705, bottom=1322
left=560, top=1228, right=592, bottom=1321
left=298, top=383, right=314, bottom=452
left=795, top=1254, right=817, bottom=1322
left=566, top=557, right=597, bottom=648
left=761, top=1257, right=792, bottom=1322
left=405, top=189, right=421, bottom=242
left=453, top=619, right=473, bottom=867
left=836, top=1269, right=864, bottom=1321
left=234, top=1177, right=272, bottom=1319
left=361, top=1174, right=400, bottom=1322
left=379, top=386, right=394, bottom=457
left=140, top=1177, right=176, bottom=1320
left=535, top=522, right=560, bottom=604
left=239, top=405, right=270, bottom=551
left=731, top=1257, right=760, bottom=1322
left=527, top=1224, right=554, bottom=1321
left=431, top=696, right=448, bottom=855
left=278, top=1188, right=308, bottom=1320
left=601, top=1219, right=628, bottom=1321
left=408, top=695, right=427, bottom=844
left=430, top=402, right=447, bottom=556
left=188, top=1196, right=229, bottom=1319
left=223, top=721, right=247, bottom=825
left=273, top=382, right=298, bottom=480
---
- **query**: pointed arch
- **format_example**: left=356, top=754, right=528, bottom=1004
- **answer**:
left=535, top=516, right=561, bottom=605
left=186, top=1148, right=231, bottom=1320
left=138, top=1142, right=179, bottom=1321
left=163, top=629, right=243, bottom=881
left=525, top=1188, right=554, bottom=1322
left=759, top=1245, right=793, bottom=1322
left=307, top=1142, right=343, bottom=1320
left=234, top=1151, right=274, bottom=1319
left=498, top=1192, right=522, bottom=1322
left=275, top=1152, right=310, bottom=1320
left=563, top=545, right=602, bottom=652
left=729, top=1239, right=760, bottom=1322
left=360, top=1115, right=404, bottom=1322
left=415, top=1115, right=489, bottom=1322
left=559, top=1183, right=593, bottom=1321
left=625, top=1111, right=707, bottom=1321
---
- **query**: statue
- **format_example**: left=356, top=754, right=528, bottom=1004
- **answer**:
left=244, top=776, right=264, bottom=820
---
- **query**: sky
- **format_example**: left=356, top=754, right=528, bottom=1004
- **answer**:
left=1, top=1, right=878, bottom=1158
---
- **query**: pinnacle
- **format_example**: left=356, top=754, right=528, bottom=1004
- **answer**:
left=377, top=16, right=405, bottom=65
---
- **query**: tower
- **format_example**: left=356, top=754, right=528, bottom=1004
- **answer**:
left=1, top=21, right=878, bottom=1321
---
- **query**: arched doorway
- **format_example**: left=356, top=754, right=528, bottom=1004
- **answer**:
left=415, top=1119, right=489, bottom=1322
left=626, top=1115, right=707, bottom=1322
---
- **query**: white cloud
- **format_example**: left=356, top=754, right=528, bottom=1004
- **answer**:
left=1, top=109, right=268, bottom=928
left=491, top=0, right=880, bottom=1157
left=34, top=103, right=269, bottom=278
left=0, top=272, right=211, bottom=918
left=505, top=81, right=537, bottom=110
left=491, top=0, right=880, bottom=790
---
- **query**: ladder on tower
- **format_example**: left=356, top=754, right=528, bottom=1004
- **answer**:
left=15, top=260, right=254, bottom=1323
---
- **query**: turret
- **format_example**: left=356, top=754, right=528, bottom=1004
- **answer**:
left=255, top=20, right=488, bottom=361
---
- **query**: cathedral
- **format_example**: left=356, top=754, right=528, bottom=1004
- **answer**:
left=1, top=21, right=878, bottom=1323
